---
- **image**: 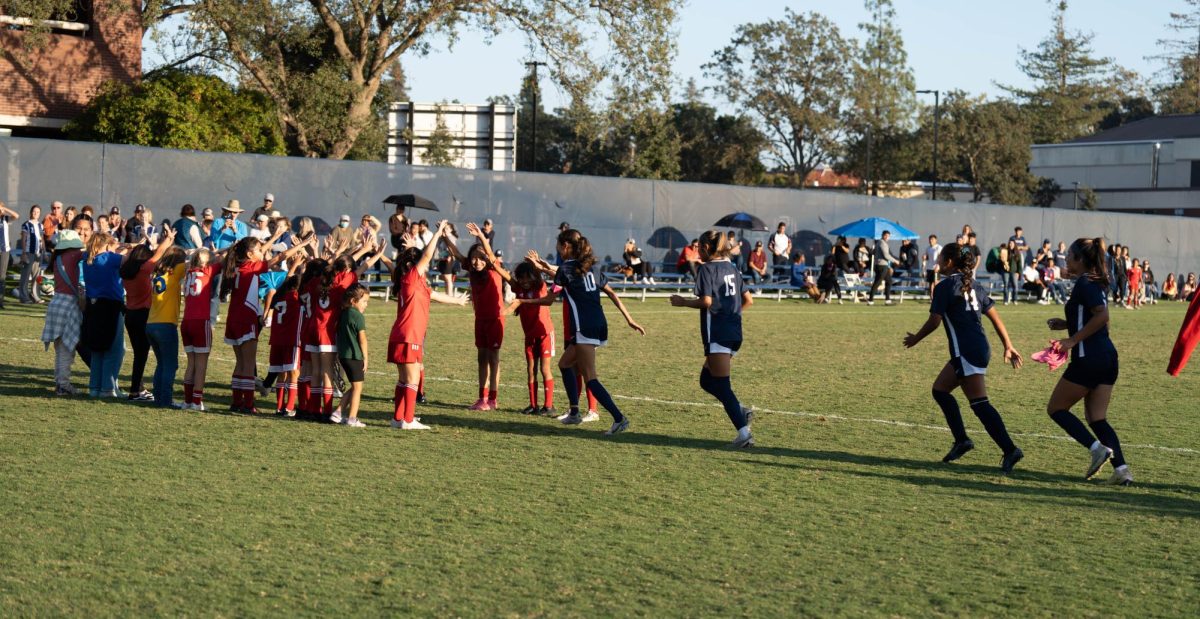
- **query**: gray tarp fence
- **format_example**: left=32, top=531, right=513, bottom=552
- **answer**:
left=1, top=136, right=1195, bottom=275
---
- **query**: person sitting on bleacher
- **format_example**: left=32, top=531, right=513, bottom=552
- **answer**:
left=677, top=239, right=701, bottom=280
left=1022, top=263, right=1049, bottom=304
left=623, top=238, right=655, bottom=285
left=747, top=241, right=768, bottom=284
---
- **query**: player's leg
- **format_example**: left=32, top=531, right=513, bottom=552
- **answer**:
left=961, top=374, right=1021, bottom=472
left=1084, top=385, right=1130, bottom=484
left=932, top=362, right=971, bottom=462
left=1047, top=377, right=1108, bottom=478
left=574, top=345, right=627, bottom=433
left=703, top=353, right=751, bottom=446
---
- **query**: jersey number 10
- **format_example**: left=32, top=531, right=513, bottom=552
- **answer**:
left=583, top=272, right=597, bottom=292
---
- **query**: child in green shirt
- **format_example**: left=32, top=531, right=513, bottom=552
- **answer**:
left=335, top=284, right=370, bottom=427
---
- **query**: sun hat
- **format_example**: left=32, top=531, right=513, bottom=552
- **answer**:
left=53, top=229, right=83, bottom=250
left=223, top=199, right=243, bottom=214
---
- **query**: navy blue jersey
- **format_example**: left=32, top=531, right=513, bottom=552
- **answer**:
left=1066, top=275, right=1116, bottom=361
left=555, top=260, right=609, bottom=343
left=930, top=273, right=995, bottom=367
left=696, top=259, right=744, bottom=350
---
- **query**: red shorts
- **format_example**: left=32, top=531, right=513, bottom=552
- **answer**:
left=388, top=340, right=424, bottom=365
left=224, top=315, right=259, bottom=345
left=525, top=333, right=555, bottom=360
left=475, top=317, right=504, bottom=350
left=181, top=318, right=212, bottom=353
left=268, top=343, right=301, bottom=373
left=303, top=322, right=336, bottom=353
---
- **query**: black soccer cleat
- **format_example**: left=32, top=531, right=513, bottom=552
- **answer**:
left=417, top=393, right=428, bottom=405
left=1000, top=447, right=1024, bottom=474
left=539, top=406, right=557, bottom=418
left=942, top=439, right=975, bottom=463
left=519, top=406, right=539, bottom=415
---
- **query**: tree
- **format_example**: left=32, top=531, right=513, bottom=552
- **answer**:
left=64, top=69, right=286, bottom=155
left=1032, top=177, right=1062, bottom=208
left=161, top=0, right=681, bottom=160
left=1152, top=0, right=1200, bottom=114
left=672, top=101, right=767, bottom=185
left=704, top=9, right=855, bottom=187
left=1077, top=184, right=1099, bottom=210
left=927, top=92, right=1034, bottom=205
left=1000, top=0, right=1114, bottom=144
left=420, top=104, right=460, bottom=168
left=848, top=0, right=916, bottom=194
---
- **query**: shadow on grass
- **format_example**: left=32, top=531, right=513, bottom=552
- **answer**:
left=745, top=459, right=1200, bottom=520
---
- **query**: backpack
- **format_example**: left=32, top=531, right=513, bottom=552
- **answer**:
left=985, top=246, right=1003, bottom=274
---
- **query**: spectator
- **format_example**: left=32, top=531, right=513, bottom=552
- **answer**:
left=199, top=208, right=215, bottom=245
left=899, top=238, right=920, bottom=278
left=853, top=237, right=871, bottom=274
left=1009, top=226, right=1028, bottom=264
left=80, top=205, right=95, bottom=219
left=1120, top=246, right=1133, bottom=302
left=789, top=252, right=808, bottom=287
left=1127, top=259, right=1143, bottom=309
left=816, top=252, right=842, bottom=304
left=0, top=200, right=16, bottom=309
left=125, top=204, right=155, bottom=244
left=1186, top=273, right=1197, bottom=301
left=19, top=204, right=44, bottom=304
left=416, top=219, right=434, bottom=249
left=923, top=234, right=942, bottom=298
left=1163, top=273, right=1179, bottom=301
left=833, top=236, right=854, bottom=275
left=1108, top=244, right=1125, bottom=303
left=1021, top=263, right=1047, bottom=304
left=677, top=238, right=701, bottom=279
left=41, top=229, right=86, bottom=395
left=748, top=241, right=768, bottom=284
left=172, top=204, right=204, bottom=250
left=252, top=193, right=275, bottom=221
left=210, top=201, right=248, bottom=250
left=961, top=224, right=973, bottom=240
left=558, top=221, right=570, bottom=233
left=966, top=232, right=982, bottom=268
left=63, top=206, right=77, bottom=227
left=481, top=218, right=496, bottom=245
left=1143, top=261, right=1159, bottom=304
left=727, top=231, right=743, bottom=270
left=1053, top=241, right=1068, bottom=271
left=329, top=214, right=356, bottom=251
left=1041, top=257, right=1067, bottom=304
left=358, top=214, right=382, bottom=247
left=767, top=222, right=790, bottom=273
left=1034, top=239, right=1052, bottom=266
left=623, top=238, right=655, bottom=284
left=42, top=201, right=64, bottom=249
left=250, top=214, right=273, bottom=241
left=106, top=207, right=125, bottom=241
left=294, top=217, right=319, bottom=260
left=868, top=230, right=900, bottom=306
left=436, top=223, right=461, bottom=296
left=1002, top=240, right=1020, bottom=305
left=388, top=204, right=408, bottom=254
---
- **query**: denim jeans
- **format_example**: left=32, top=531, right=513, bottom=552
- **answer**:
left=1004, top=272, right=1018, bottom=303
left=89, top=313, right=126, bottom=397
left=19, top=255, right=42, bottom=303
left=146, top=322, right=179, bottom=406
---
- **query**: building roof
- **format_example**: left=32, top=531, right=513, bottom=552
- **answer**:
left=1063, top=114, right=1200, bottom=145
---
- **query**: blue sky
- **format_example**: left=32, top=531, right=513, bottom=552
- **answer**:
left=399, top=0, right=1181, bottom=110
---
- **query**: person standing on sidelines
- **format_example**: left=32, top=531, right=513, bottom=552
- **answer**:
left=172, top=204, right=205, bottom=251
left=1045, top=238, right=1132, bottom=485
left=40, top=229, right=86, bottom=394
left=923, top=234, right=942, bottom=299
left=81, top=233, right=129, bottom=398
left=767, top=222, right=791, bottom=278
left=904, top=243, right=1025, bottom=473
left=670, top=230, right=756, bottom=447
left=19, top=204, right=44, bottom=304
left=516, top=229, right=646, bottom=435
left=868, top=230, right=900, bottom=306
left=0, top=201, right=17, bottom=309
left=120, top=227, right=178, bottom=401
left=146, top=245, right=188, bottom=408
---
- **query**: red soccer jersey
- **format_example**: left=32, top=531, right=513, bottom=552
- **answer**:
left=470, top=269, right=504, bottom=320
left=182, top=264, right=219, bottom=321
left=392, top=267, right=432, bottom=344
left=229, top=260, right=269, bottom=318
left=516, top=280, right=552, bottom=341
left=270, top=289, right=304, bottom=348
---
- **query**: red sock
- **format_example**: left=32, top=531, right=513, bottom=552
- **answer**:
left=276, top=384, right=287, bottom=411
left=183, top=382, right=194, bottom=404
left=285, top=384, right=297, bottom=411
left=193, top=389, right=204, bottom=406
left=398, top=383, right=412, bottom=422
left=479, top=386, right=487, bottom=401
left=577, top=375, right=598, bottom=411
left=543, top=379, right=554, bottom=408
left=528, top=382, right=538, bottom=407
left=488, top=389, right=498, bottom=403
left=402, top=384, right=418, bottom=423
left=322, top=388, right=333, bottom=414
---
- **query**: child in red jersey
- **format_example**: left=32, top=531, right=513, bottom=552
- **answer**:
left=181, top=248, right=223, bottom=411
left=220, top=235, right=313, bottom=413
left=267, top=259, right=307, bottom=417
left=389, top=221, right=465, bottom=429
left=506, top=260, right=556, bottom=416
left=445, top=222, right=511, bottom=411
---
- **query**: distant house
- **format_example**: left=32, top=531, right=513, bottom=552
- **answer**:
left=1030, top=114, right=1200, bottom=216
left=0, top=1, right=142, bottom=136
left=804, top=165, right=860, bottom=188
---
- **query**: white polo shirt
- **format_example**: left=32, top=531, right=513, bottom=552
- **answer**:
left=924, top=243, right=942, bottom=269
left=771, top=232, right=789, bottom=257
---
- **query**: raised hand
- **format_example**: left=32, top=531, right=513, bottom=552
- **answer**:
left=465, top=222, right=483, bottom=239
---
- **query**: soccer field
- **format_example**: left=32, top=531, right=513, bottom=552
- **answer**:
left=1, top=299, right=1197, bottom=616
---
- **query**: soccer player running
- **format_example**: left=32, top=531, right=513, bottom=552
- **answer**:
left=1045, top=238, right=1131, bottom=485
left=670, top=230, right=756, bottom=447
left=515, top=229, right=645, bottom=435
left=903, top=243, right=1025, bottom=473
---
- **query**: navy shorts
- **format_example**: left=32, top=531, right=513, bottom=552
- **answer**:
left=1062, top=352, right=1119, bottom=389
left=705, top=339, right=743, bottom=356
left=951, top=356, right=989, bottom=378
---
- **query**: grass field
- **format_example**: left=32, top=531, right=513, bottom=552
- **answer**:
left=1, top=296, right=1198, bottom=617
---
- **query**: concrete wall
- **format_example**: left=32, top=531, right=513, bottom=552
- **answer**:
left=5, top=136, right=1200, bottom=276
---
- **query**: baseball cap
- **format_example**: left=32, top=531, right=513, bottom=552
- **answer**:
left=201, top=208, right=214, bottom=220
left=339, top=214, right=351, bottom=222
left=134, top=204, right=145, bottom=213
left=256, top=214, right=269, bottom=223
left=264, top=193, right=275, bottom=202
left=270, top=210, right=282, bottom=219
left=110, top=206, right=121, bottom=215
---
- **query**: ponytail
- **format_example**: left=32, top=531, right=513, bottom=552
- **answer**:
left=85, top=233, right=114, bottom=264
left=698, top=229, right=731, bottom=260
left=1069, top=237, right=1109, bottom=287
left=941, top=242, right=976, bottom=298
left=220, top=237, right=258, bottom=297
left=557, top=228, right=595, bottom=277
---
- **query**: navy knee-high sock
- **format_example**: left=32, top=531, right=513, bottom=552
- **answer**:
left=699, top=367, right=717, bottom=396
left=585, top=379, right=624, bottom=422
left=561, top=366, right=580, bottom=412
left=1089, top=420, right=1126, bottom=468
left=709, top=375, right=747, bottom=430
left=1050, top=410, right=1097, bottom=449
left=933, top=389, right=968, bottom=443
left=969, top=397, right=1016, bottom=454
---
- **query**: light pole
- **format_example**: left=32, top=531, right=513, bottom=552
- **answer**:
left=1072, top=181, right=1080, bottom=210
left=917, top=89, right=940, bottom=200
left=524, top=61, right=546, bottom=172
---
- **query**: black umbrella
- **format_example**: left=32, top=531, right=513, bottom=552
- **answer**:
left=713, top=211, right=768, bottom=232
left=382, top=194, right=438, bottom=211
left=646, top=226, right=688, bottom=249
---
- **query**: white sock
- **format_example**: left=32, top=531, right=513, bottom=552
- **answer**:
left=737, top=426, right=751, bottom=439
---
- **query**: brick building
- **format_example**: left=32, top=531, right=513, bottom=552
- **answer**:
left=0, top=1, right=142, bottom=135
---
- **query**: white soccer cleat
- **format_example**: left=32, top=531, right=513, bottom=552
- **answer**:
left=329, top=410, right=343, bottom=425
left=402, top=420, right=430, bottom=430
left=581, top=411, right=600, bottom=423
left=1104, top=465, right=1133, bottom=486
left=561, top=412, right=583, bottom=425
left=603, top=417, right=630, bottom=435
left=732, top=432, right=755, bottom=448
left=344, top=418, right=366, bottom=428
left=1086, top=443, right=1113, bottom=479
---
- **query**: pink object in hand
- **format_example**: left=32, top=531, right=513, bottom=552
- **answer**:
left=1032, top=343, right=1068, bottom=371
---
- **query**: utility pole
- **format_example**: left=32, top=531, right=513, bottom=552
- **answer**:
left=917, top=89, right=940, bottom=200
left=524, top=61, right=547, bottom=172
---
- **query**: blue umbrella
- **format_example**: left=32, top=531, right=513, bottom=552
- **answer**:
left=828, top=217, right=919, bottom=240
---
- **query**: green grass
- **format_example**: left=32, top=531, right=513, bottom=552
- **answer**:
left=1, top=297, right=1198, bottom=617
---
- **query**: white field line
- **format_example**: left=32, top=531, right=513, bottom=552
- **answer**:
left=5, top=336, right=1195, bottom=456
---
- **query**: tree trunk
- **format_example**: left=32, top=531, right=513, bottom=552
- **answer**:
left=327, top=78, right=382, bottom=160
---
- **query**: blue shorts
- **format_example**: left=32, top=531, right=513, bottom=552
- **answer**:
left=1062, top=352, right=1119, bottom=389
left=951, top=356, right=988, bottom=378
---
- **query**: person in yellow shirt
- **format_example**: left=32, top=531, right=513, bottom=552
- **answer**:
left=147, top=247, right=189, bottom=408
